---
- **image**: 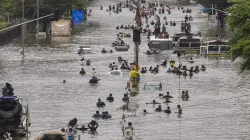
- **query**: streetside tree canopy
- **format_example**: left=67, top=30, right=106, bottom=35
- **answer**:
left=226, top=0, right=250, bottom=72
left=0, top=0, right=18, bottom=17
left=25, top=0, right=88, bottom=17
left=195, top=0, right=229, bottom=9
left=0, top=0, right=88, bottom=19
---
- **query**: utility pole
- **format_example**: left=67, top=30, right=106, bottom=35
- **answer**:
left=36, top=0, right=47, bottom=40
left=212, top=4, right=214, bottom=16
left=7, top=14, right=9, bottom=24
left=22, top=0, right=24, bottom=27
left=136, top=0, right=140, bottom=71
left=133, top=0, right=141, bottom=71
left=21, top=0, right=25, bottom=56
left=37, top=0, right=39, bottom=34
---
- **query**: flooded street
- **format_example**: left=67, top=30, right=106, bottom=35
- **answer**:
left=1, top=0, right=250, bottom=139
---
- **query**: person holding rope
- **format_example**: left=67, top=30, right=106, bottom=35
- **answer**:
left=146, top=100, right=160, bottom=105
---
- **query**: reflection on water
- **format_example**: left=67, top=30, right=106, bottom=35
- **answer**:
left=73, top=21, right=85, bottom=30
left=51, top=36, right=71, bottom=44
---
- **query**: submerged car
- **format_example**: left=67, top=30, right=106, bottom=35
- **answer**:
left=143, top=81, right=162, bottom=91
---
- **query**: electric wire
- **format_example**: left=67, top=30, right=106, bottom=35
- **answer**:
left=178, top=55, right=181, bottom=140
left=30, top=111, right=250, bottom=133
left=181, top=93, right=250, bottom=109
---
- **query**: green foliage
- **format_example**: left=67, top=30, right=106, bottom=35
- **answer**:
left=226, top=0, right=250, bottom=72
left=0, top=21, right=8, bottom=29
left=195, top=0, right=229, bottom=8
left=0, top=0, right=17, bottom=16
left=23, top=0, right=88, bottom=17
left=0, top=0, right=88, bottom=18
left=228, top=0, right=246, bottom=3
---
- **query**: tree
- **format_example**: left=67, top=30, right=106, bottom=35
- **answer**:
left=195, top=0, right=229, bottom=8
left=0, top=0, right=88, bottom=20
left=0, top=0, right=18, bottom=17
left=22, top=0, right=88, bottom=18
left=226, top=0, right=250, bottom=72
left=195, top=0, right=229, bottom=27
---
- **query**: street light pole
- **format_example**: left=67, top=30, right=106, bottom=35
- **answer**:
left=7, top=14, right=9, bottom=24
left=22, top=0, right=24, bottom=25
left=212, top=4, right=214, bottom=16
left=37, top=0, right=39, bottom=34
left=135, top=0, right=140, bottom=71
left=21, top=0, right=25, bottom=56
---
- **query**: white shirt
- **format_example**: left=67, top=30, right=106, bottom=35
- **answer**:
left=92, top=71, right=96, bottom=76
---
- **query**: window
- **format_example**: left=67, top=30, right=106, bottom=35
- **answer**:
left=191, top=43, right=200, bottom=47
left=220, top=46, right=231, bottom=51
left=179, top=43, right=189, bottom=47
left=180, top=39, right=200, bottom=43
left=209, top=42, right=227, bottom=45
left=151, top=41, right=161, bottom=45
left=208, top=46, right=219, bottom=51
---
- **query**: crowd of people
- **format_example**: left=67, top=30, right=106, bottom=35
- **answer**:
left=3, top=0, right=210, bottom=139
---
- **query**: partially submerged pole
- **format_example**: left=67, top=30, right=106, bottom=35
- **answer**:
left=133, top=0, right=141, bottom=71
left=36, top=0, right=39, bottom=34
left=21, top=0, right=25, bottom=57
left=212, top=4, right=214, bottom=16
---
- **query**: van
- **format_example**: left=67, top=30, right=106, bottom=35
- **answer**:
left=75, top=46, right=94, bottom=54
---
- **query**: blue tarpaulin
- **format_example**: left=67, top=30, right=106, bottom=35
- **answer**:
left=68, top=135, right=73, bottom=140
left=72, top=9, right=84, bottom=22
left=203, top=7, right=211, bottom=13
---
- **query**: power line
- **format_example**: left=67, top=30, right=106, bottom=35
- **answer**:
left=113, top=110, right=250, bottom=124
left=178, top=54, right=181, bottom=140
left=0, top=13, right=54, bottom=32
left=166, top=112, right=250, bottom=123
left=182, top=93, right=250, bottom=109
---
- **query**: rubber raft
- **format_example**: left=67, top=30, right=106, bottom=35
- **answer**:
left=108, top=70, right=122, bottom=76
left=34, top=131, right=68, bottom=140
